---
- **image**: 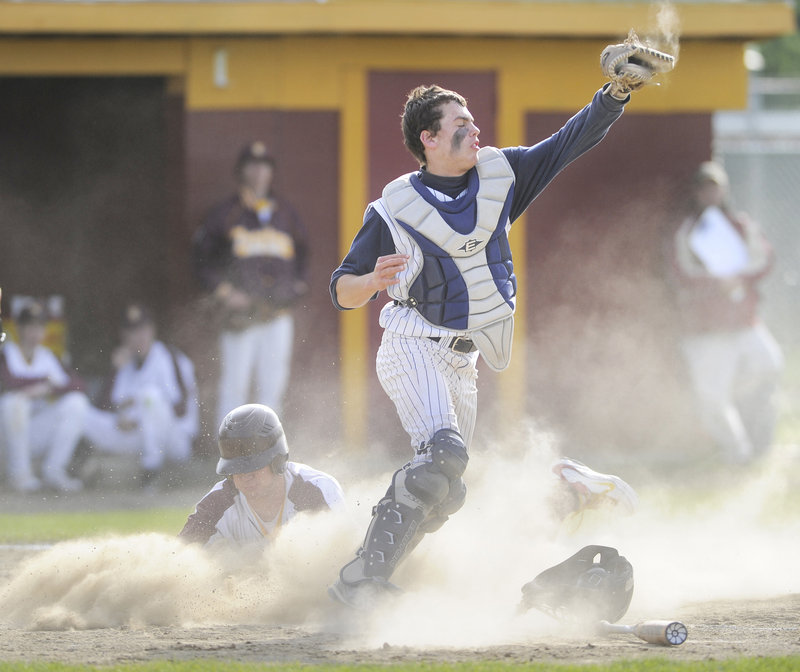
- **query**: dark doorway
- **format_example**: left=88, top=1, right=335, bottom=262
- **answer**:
left=0, top=77, right=168, bottom=378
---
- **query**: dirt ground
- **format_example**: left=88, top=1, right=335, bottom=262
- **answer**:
left=0, top=542, right=798, bottom=666
left=1, top=453, right=799, bottom=667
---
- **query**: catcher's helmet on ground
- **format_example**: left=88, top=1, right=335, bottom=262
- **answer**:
left=217, top=404, right=289, bottom=476
left=520, top=545, right=634, bottom=624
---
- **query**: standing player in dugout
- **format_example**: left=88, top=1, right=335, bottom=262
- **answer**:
left=328, top=35, right=674, bottom=607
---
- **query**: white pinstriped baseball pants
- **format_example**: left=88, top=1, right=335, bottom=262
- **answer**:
left=376, top=330, right=479, bottom=451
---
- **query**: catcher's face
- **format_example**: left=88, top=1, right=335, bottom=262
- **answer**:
left=422, top=101, right=481, bottom=176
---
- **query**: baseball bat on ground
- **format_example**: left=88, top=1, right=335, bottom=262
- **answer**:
left=597, top=620, right=688, bottom=646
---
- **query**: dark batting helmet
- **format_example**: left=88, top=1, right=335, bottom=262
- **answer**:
left=217, top=404, right=289, bottom=476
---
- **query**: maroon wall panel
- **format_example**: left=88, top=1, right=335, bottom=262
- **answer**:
left=183, top=109, right=340, bottom=452
left=368, top=71, right=497, bottom=202
left=521, top=109, right=713, bottom=460
left=0, top=77, right=168, bottom=376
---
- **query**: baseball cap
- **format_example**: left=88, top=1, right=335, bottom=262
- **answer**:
left=16, top=301, right=48, bottom=326
left=236, top=141, right=275, bottom=172
left=694, top=161, right=729, bottom=188
left=120, top=303, right=154, bottom=330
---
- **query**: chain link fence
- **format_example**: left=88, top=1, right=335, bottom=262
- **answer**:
left=714, top=76, right=800, bottom=439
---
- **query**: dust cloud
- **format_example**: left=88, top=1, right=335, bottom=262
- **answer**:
left=653, top=2, right=681, bottom=63
left=0, top=434, right=798, bottom=646
left=355, top=440, right=800, bottom=649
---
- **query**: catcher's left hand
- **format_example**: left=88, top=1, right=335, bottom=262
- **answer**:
left=601, top=29, right=675, bottom=100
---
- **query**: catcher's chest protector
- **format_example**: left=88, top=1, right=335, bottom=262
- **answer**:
left=380, top=147, right=517, bottom=334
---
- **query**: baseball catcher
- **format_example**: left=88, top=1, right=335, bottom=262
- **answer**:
left=601, top=30, right=676, bottom=99
left=328, top=29, right=671, bottom=610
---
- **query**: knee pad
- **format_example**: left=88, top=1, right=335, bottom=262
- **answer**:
left=401, top=429, right=468, bottom=508
left=402, top=461, right=450, bottom=507
left=419, top=477, right=467, bottom=534
left=439, top=476, right=467, bottom=516
left=428, top=428, right=469, bottom=480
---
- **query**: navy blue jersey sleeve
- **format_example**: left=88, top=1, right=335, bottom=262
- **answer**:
left=329, top=204, right=396, bottom=311
left=503, top=86, right=625, bottom=223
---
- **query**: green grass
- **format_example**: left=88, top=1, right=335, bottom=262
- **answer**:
left=0, top=507, right=190, bottom=544
left=0, top=659, right=800, bottom=671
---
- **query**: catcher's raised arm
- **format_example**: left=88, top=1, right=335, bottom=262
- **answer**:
left=601, top=29, right=675, bottom=100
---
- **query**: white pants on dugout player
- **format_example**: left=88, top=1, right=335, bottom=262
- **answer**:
left=83, top=385, right=194, bottom=472
left=216, top=313, right=294, bottom=427
left=0, top=390, right=89, bottom=491
left=681, top=322, right=783, bottom=463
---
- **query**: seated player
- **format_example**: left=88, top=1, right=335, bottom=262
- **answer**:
left=0, top=301, right=89, bottom=492
left=83, top=304, right=199, bottom=488
left=179, top=404, right=345, bottom=547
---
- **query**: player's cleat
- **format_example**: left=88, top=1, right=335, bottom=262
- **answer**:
left=554, top=457, right=639, bottom=515
left=327, top=577, right=402, bottom=611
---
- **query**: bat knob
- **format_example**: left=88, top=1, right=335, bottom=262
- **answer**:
left=664, top=621, right=688, bottom=646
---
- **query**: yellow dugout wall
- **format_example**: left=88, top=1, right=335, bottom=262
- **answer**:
left=0, top=0, right=793, bottom=451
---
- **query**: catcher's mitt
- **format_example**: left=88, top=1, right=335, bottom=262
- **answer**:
left=601, top=29, right=675, bottom=99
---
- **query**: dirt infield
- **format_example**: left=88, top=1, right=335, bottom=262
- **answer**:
left=1, top=448, right=799, bottom=666
left=0, top=540, right=797, bottom=669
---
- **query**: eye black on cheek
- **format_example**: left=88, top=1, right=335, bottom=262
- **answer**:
left=451, top=127, right=468, bottom=151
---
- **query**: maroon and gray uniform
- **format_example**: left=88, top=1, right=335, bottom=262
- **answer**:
left=179, top=461, right=344, bottom=547
left=193, top=192, right=309, bottom=422
left=670, top=204, right=783, bottom=462
left=193, top=193, right=309, bottom=323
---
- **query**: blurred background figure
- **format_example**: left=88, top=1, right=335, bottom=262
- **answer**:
left=83, top=304, right=199, bottom=489
left=0, top=300, right=89, bottom=493
left=192, top=141, right=309, bottom=426
left=669, top=161, right=784, bottom=464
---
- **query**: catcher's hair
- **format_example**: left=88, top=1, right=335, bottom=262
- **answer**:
left=402, top=85, right=467, bottom=167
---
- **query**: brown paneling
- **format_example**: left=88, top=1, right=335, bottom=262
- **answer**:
left=164, top=89, right=188, bottom=310
left=183, top=109, right=340, bottom=451
left=0, top=77, right=168, bottom=377
left=364, top=71, right=497, bottom=457
left=521, top=110, right=713, bottom=460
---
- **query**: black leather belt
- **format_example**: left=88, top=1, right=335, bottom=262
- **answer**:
left=429, top=335, right=477, bottom=354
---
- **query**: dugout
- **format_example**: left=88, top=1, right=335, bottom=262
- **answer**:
left=0, top=1, right=793, bottom=462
